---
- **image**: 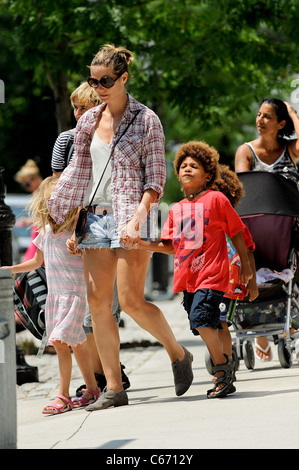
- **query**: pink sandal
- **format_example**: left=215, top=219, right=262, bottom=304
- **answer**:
left=42, top=394, right=74, bottom=415
left=73, top=388, right=100, bottom=408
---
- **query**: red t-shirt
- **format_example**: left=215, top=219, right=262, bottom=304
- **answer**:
left=161, top=190, right=245, bottom=293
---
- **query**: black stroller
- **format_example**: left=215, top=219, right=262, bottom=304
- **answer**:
left=232, top=170, right=299, bottom=370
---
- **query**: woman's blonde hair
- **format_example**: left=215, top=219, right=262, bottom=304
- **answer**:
left=70, top=82, right=101, bottom=108
left=90, top=44, right=134, bottom=78
left=15, top=159, right=40, bottom=183
left=30, top=176, right=77, bottom=234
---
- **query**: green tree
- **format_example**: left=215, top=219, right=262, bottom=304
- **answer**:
left=1, top=0, right=299, bottom=195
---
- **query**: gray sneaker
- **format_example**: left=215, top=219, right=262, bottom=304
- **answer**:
left=85, top=388, right=128, bottom=411
left=172, top=346, right=194, bottom=396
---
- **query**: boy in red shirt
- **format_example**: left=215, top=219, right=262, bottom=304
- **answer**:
left=122, top=141, right=252, bottom=398
left=212, top=165, right=258, bottom=358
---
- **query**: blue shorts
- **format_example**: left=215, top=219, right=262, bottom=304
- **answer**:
left=78, top=211, right=124, bottom=250
left=219, top=297, right=238, bottom=325
left=183, top=288, right=224, bottom=336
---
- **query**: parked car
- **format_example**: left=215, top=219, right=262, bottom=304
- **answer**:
left=4, top=193, right=32, bottom=263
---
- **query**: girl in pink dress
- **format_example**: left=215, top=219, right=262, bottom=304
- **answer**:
left=2, top=176, right=100, bottom=414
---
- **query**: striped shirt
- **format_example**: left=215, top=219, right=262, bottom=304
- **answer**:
left=246, top=142, right=297, bottom=182
left=51, top=129, right=76, bottom=172
left=47, top=94, right=166, bottom=234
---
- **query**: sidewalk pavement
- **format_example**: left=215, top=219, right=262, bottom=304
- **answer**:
left=15, top=294, right=299, bottom=451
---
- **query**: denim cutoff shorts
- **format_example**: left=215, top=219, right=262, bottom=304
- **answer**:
left=78, top=211, right=124, bottom=250
left=183, top=288, right=224, bottom=336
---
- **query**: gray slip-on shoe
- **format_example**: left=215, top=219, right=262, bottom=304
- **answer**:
left=85, top=388, right=128, bottom=411
left=172, top=346, right=194, bottom=396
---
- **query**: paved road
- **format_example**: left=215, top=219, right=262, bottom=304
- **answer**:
left=15, top=294, right=299, bottom=451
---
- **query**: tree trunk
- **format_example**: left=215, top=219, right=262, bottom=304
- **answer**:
left=53, top=69, right=72, bottom=133
left=46, top=38, right=72, bottom=133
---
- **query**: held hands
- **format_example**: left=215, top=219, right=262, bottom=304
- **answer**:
left=120, top=215, right=141, bottom=249
left=66, top=237, right=82, bottom=257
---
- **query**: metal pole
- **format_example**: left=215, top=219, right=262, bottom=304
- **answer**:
left=0, top=270, right=17, bottom=449
left=0, top=167, right=17, bottom=449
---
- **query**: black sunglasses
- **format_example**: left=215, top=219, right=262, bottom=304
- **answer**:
left=87, top=75, right=121, bottom=89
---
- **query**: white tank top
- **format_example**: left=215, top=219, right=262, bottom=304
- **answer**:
left=83, top=131, right=112, bottom=207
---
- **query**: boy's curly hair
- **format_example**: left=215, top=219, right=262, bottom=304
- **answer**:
left=211, top=164, right=245, bottom=207
left=173, top=140, right=220, bottom=187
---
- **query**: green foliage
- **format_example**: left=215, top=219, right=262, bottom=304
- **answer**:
left=1, top=0, right=299, bottom=195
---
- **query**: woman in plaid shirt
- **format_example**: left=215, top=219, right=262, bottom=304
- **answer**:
left=48, top=44, right=193, bottom=410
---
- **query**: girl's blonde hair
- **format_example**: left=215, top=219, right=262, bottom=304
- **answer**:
left=15, top=159, right=40, bottom=183
left=90, top=44, right=134, bottom=78
left=70, top=82, right=101, bottom=108
left=30, top=176, right=77, bottom=234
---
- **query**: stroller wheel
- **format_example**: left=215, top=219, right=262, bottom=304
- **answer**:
left=232, top=344, right=240, bottom=371
left=242, top=340, right=255, bottom=370
left=277, top=339, right=292, bottom=368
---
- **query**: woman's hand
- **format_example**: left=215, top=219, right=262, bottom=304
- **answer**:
left=66, top=236, right=82, bottom=256
left=121, top=235, right=141, bottom=249
left=284, top=101, right=297, bottom=118
left=120, top=215, right=141, bottom=249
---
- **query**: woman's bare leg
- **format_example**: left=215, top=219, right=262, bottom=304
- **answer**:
left=83, top=248, right=123, bottom=392
left=116, top=248, right=185, bottom=362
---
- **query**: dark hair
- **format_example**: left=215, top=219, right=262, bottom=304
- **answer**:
left=211, top=164, right=244, bottom=207
left=173, top=140, right=219, bottom=188
left=260, top=97, right=294, bottom=138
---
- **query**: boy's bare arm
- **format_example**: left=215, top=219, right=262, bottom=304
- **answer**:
left=230, top=232, right=253, bottom=285
left=246, top=250, right=259, bottom=301
left=121, top=237, right=174, bottom=254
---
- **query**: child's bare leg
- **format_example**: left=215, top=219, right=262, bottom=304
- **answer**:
left=198, top=326, right=226, bottom=365
left=196, top=327, right=229, bottom=393
left=43, top=340, right=72, bottom=411
left=218, top=321, right=232, bottom=357
left=85, top=333, right=104, bottom=375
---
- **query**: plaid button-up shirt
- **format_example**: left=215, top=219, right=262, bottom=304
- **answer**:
left=48, top=94, right=166, bottom=235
